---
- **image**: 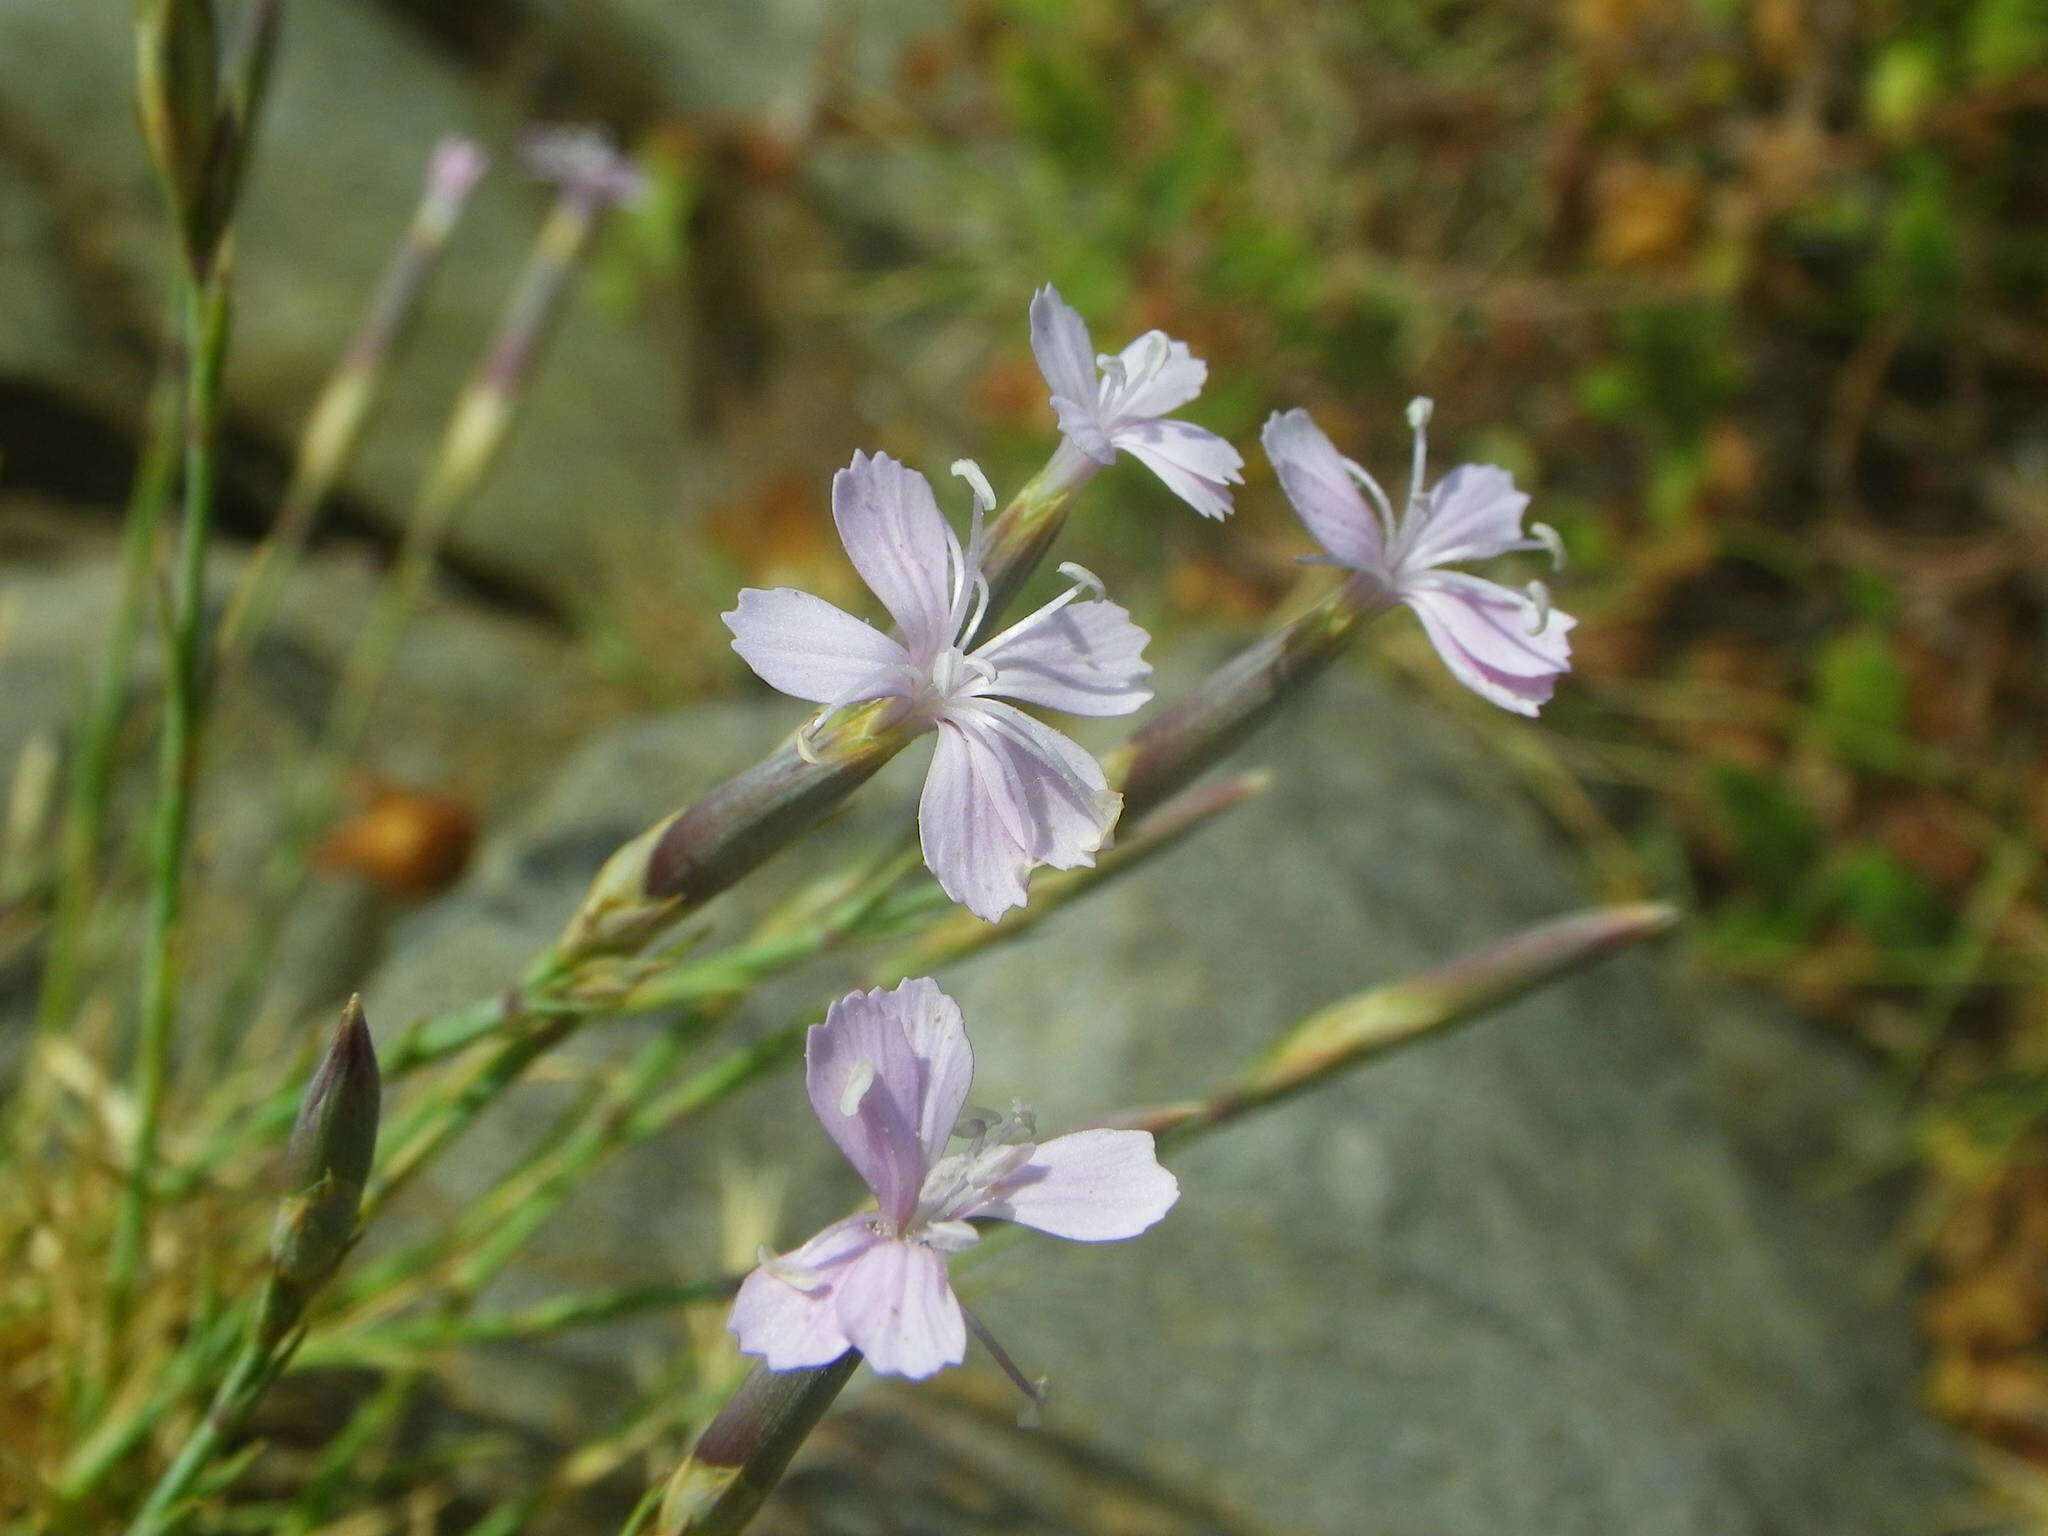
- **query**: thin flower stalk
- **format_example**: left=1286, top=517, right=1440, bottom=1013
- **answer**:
left=108, top=262, right=232, bottom=1346
left=218, top=136, right=490, bottom=663
left=325, top=131, right=638, bottom=766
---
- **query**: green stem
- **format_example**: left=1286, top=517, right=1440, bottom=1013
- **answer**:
left=125, top=1316, right=277, bottom=1536
left=108, top=266, right=231, bottom=1344
left=33, top=361, right=181, bottom=1046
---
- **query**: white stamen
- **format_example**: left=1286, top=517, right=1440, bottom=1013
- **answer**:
left=1530, top=521, right=1566, bottom=571
left=962, top=654, right=998, bottom=687
left=838, top=1060, right=876, bottom=1117
left=1055, top=561, right=1105, bottom=601
left=968, top=564, right=1105, bottom=660
left=1525, top=579, right=1552, bottom=634
left=1405, top=396, right=1434, bottom=510
left=1342, top=455, right=1399, bottom=545
left=951, top=458, right=997, bottom=515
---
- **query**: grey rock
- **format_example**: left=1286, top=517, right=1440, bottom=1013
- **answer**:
left=0, top=527, right=614, bottom=1038
left=0, top=0, right=689, bottom=608
left=358, top=653, right=1977, bottom=1535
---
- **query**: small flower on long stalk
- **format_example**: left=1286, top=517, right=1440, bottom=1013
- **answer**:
left=730, top=978, right=1177, bottom=1382
left=725, top=452, right=1153, bottom=921
left=1029, top=286, right=1244, bottom=520
left=1263, top=402, right=1574, bottom=715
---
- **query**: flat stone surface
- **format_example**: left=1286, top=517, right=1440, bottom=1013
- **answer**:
left=359, top=651, right=1978, bottom=1534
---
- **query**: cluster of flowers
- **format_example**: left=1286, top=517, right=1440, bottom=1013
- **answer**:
left=724, top=289, right=1574, bottom=1386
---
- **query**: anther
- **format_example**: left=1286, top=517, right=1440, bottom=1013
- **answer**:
left=1530, top=521, right=1566, bottom=571
left=951, top=458, right=997, bottom=514
left=838, top=1060, right=876, bottom=1117
left=1056, top=562, right=1106, bottom=601
left=1525, top=580, right=1552, bottom=634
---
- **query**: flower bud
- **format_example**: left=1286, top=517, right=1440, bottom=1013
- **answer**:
left=656, top=1355, right=859, bottom=1536
left=1115, top=903, right=1681, bottom=1143
left=133, top=0, right=220, bottom=268
left=270, top=996, right=380, bottom=1301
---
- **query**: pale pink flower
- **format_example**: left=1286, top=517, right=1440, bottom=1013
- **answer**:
left=1029, top=286, right=1244, bottom=520
left=730, top=978, right=1179, bottom=1382
left=723, top=452, right=1152, bottom=921
left=1263, top=401, right=1574, bottom=716
left=520, top=124, right=647, bottom=208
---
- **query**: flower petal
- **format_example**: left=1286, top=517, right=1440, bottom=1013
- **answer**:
left=728, top=1214, right=880, bottom=1370
left=832, top=451, right=963, bottom=663
left=975, top=599, right=1154, bottom=717
left=723, top=588, right=908, bottom=705
left=806, top=981, right=974, bottom=1225
left=1402, top=571, right=1575, bottom=717
left=919, top=720, right=1032, bottom=923
left=1110, top=417, right=1244, bottom=520
left=834, top=1238, right=967, bottom=1379
left=1029, top=285, right=1101, bottom=424
left=1261, top=408, right=1384, bottom=570
left=951, top=699, right=1121, bottom=878
left=1105, top=330, right=1207, bottom=420
left=1397, top=462, right=1532, bottom=569
left=974, top=1128, right=1180, bottom=1241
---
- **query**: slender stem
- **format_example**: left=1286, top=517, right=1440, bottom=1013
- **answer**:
left=32, top=361, right=181, bottom=1046
left=125, top=1311, right=278, bottom=1536
left=108, top=264, right=231, bottom=1343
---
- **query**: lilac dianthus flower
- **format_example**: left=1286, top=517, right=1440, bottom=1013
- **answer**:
left=1030, top=286, right=1244, bottom=520
left=1263, top=400, right=1574, bottom=716
left=730, top=978, right=1178, bottom=1381
left=723, top=452, right=1152, bottom=922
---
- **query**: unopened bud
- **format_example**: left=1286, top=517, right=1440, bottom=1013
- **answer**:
left=134, top=0, right=220, bottom=269
left=657, top=1355, right=860, bottom=1536
left=271, top=996, right=380, bottom=1299
left=1114, top=903, right=1680, bottom=1143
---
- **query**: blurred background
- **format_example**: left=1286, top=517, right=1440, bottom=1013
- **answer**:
left=3, top=0, right=2046, bottom=1529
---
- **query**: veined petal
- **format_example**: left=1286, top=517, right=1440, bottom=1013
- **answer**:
left=1029, top=285, right=1101, bottom=423
left=975, top=599, right=1154, bottom=717
left=1105, top=330, right=1207, bottom=419
left=728, top=1214, right=880, bottom=1370
left=919, top=720, right=1033, bottom=923
left=1396, top=463, right=1532, bottom=570
left=959, top=699, right=1120, bottom=872
left=1110, top=417, right=1243, bottom=521
left=973, top=1128, right=1180, bottom=1242
left=723, top=588, right=908, bottom=705
left=1402, top=571, right=1575, bottom=717
left=1262, top=408, right=1385, bottom=571
left=832, top=451, right=963, bottom=663
left=890, top=977, right=976, bottom=1168
left=834, top=1238, right=967, bottom=1379
left=806, top=981, right=972, bottom=1226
